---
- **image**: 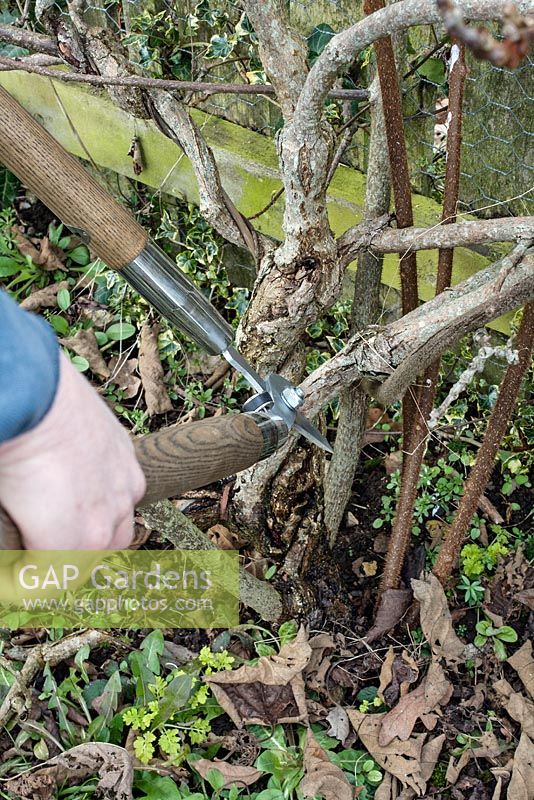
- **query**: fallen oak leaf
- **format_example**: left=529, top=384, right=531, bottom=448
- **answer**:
left=366, top=588, right=412, bottom=643
left=301, top=730, right=358, bottom=800
left=411, top=574, right=464, bottom=665
left=139, top=322, right=173, bottom=416
left=192, top=758, right=262, bottom=788
left=326, top=705, right=351, bottom=745
left=20, top=280, right=69, bottom=312
left=13, top=227, right=66, bottom=271
left=61, top=329, right=110, bottom=380
left=495, top=679, right=534, bottom=739
left=378, top=648, right=419, bottom=707
left=516, top=590, right=534, bottom=611
left=205, top=627, right=310, bottom=727
left=5, top=743, right=133, bottom=800
left=107, top=356, right=141, bottom=399
left=304, top=632, right=336, bottom=693
left=347, top=709, right=427, bottom=796
left=379, top=661, right=452, bottom=746
left=508, top=641, right=534, bottom=700
left=507, top=732, right=534, bottom=800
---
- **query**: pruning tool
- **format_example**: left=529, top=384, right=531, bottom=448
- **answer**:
left=0, top=86, right=330, bottom=547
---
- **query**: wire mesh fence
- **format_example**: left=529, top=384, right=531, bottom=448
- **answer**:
left=2, top=0, right=532, bottom=217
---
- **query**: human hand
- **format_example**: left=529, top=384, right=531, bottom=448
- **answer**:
left=0, top=352, right=146, bottom=549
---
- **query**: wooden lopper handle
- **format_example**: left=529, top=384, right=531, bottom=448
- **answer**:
left=0, top=413, right=280, bottom=550
left=0, top=85, right=148, bottom=269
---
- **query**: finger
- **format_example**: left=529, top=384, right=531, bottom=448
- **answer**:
left=109, top=512, right=136, bottom=550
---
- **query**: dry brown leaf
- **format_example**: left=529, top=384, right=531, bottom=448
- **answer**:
left=61, top=329, right=110, bottom=380
left=347, top=709, right=428, bottom=795
left=411, top=575, right=464, bottom=665
left=107, top=356, right=141, bottom=399
left=301, top=731, right=357, bottom=800
left=192, top=759, right=262, bottom=788
left=495, top=679, right=534, bottom=738
left=13, top=228, right=66, bottom=271
left=379, top=661, right=452, bottom=746
left=304, top=633, right=336, bottom=692
left=378, top=649, right=396, bottom=701
left=384, top=450, right=403, bottom=475
left=5, top=743, right=132, bottom=800
left=326, top=705, right=351, bottom=744
left=516, top=590, right=534, bottom=611
left=39, top=237, right=66, bottom=270
left=378, top=648, right=419, bottom=706
left=366, top=588, right=412, bottom=643
left=507, top=733, right=534, bottom=800
left=206, top=627, right=311, bottom=727
left=139, top=322, right=173, bottom=416
left=378, top=735, right=445, bottom=800
left=446, top=730, right=501, bottom=784
left=208, top=524, right=243, bottom=550
left=508, top=641, right=534, bottom=700
left=20, top=280, right=69, bottom=312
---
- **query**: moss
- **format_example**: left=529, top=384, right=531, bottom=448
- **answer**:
left=0, top=69, right=511, bottom=331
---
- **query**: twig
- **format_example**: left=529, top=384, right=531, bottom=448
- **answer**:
left=427, top=334, right=520, bottom=432
left=140, top=500, right=283, bottom=621
left=437, top=0, right=534, bottom=68
left=0, top=56, right=368, bottom=100
left=247, top=186, right=284, bottom=221
left=433, top=302, right=534, bottom=584
left=0, top=25, right=57, bottom=54
left=337, top=215, right=534, bottom=264
left=0, top=630, right=109, bottom=728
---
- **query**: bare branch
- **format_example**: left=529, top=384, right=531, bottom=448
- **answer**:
left=295, top=0, right=534, bottom=130
left=243, top=0, right=308, bottom=120
left=0, top=56, right=367, bottom=100
left=301, top=249, right=534, bottom=414
left=337, top=216, right=534, bottom=265
left=0, top=24, right=57, bottom=54
left=147, top=91, right=268, bottom=259
left=437, top=0, right=534, bottom=68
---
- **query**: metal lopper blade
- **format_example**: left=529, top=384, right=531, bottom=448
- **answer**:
left=223, top=346, right=332, bottom=454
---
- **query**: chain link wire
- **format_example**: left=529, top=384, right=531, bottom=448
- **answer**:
left=41, top=0, right=533, bottom=218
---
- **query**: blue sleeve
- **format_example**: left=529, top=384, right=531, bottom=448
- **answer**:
left=0, top=291, right=60, bottom=443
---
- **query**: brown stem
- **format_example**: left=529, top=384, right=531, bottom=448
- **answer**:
left=433, top=302, right=534, bottom=584
left=363, top=0, right=420, bottom=498
left=379, top=44, right=468, bottom=595
left=0, top=56, right=368, bottom=99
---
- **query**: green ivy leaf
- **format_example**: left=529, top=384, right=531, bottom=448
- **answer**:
left=307, top=23, right=335, bottom=62
left=208, top=34, right=232, bottom=59
left=205, top=768, right=225, bottom=791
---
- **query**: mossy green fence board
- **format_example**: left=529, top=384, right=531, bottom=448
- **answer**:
left=0, top=70, right=510, bottom=332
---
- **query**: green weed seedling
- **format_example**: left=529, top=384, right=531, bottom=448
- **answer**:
left=474, top=617, right=518, bottom=661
